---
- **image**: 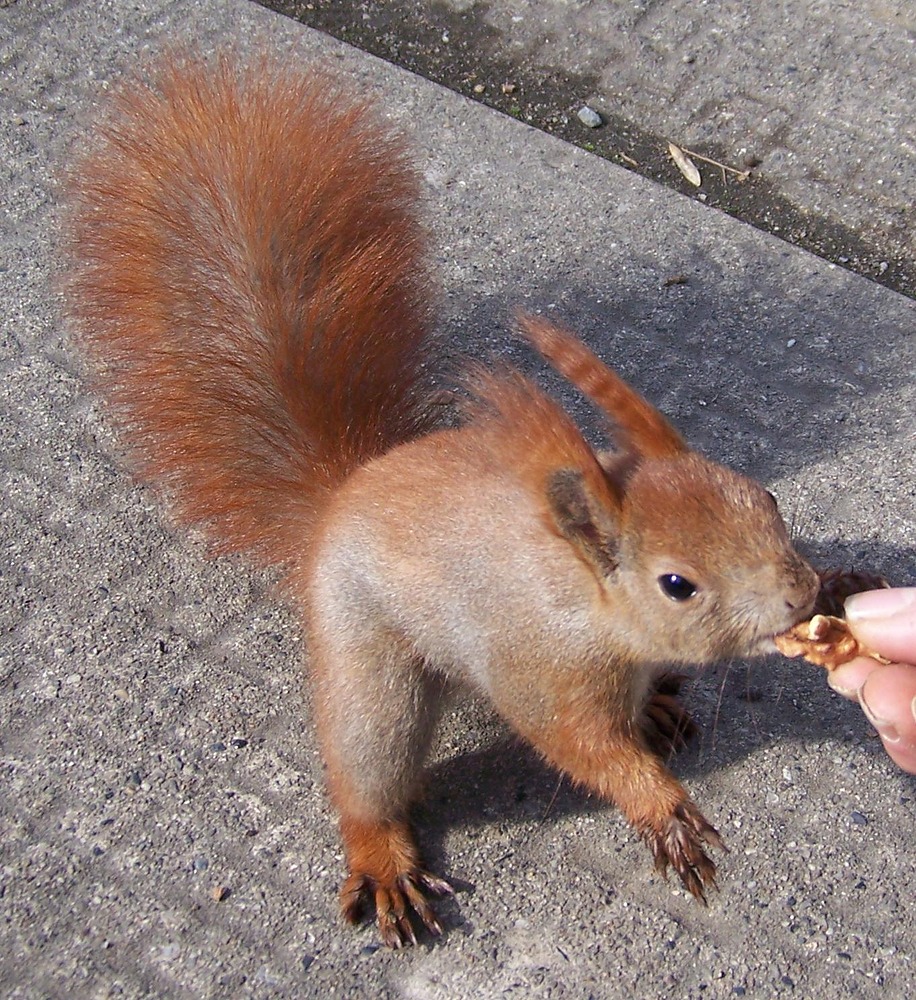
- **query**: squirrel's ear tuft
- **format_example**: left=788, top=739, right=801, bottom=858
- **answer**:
left=517, top=312, right=686, bottom=461
left=546, top=468, right=619, bottom=577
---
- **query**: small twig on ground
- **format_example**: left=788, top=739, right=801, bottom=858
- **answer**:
left=681, top=146, right=753, bottom=183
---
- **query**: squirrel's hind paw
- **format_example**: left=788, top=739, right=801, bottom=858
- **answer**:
left=641, top=673, right=697, bottom=758
left=341, top=869, right=454, bottom=948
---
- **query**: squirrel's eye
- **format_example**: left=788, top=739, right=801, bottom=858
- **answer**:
left=658, top=574, right=697, bottom=601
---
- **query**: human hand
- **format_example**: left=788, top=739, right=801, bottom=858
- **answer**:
left=828, top=587, right=916, bottom=773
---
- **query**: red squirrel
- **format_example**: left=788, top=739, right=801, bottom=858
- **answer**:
left=65, top=54, right=820, bottom=947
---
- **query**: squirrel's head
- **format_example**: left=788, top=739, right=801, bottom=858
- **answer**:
left=521, top=313, right=819, bottom=664
left=610, top=453, right=818, bottom=662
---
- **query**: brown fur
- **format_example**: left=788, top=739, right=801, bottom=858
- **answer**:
left=65, top=54, right=820, bottom=947
left=338, top=816, right=452, bottom=947
left=64, top=53, right=438, bottom=567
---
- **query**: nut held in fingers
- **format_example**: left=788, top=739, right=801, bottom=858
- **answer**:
left=774, top=614, right=890, bottom=671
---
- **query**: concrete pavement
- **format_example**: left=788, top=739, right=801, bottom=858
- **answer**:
left=260, top=0, right=916, bottom=298
left=1, top=1, right=913, bottom=997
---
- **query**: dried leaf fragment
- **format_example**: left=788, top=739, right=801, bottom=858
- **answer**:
left=668, top=142, right=702, bottom=186
left=774, top=615, right=890, bottom=671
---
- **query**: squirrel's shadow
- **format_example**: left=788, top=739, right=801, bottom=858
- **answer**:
left=435, top=262, right=912, bottom=491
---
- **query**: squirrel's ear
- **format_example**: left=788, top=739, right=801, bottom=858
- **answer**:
left=596, top=449, right=640, bottom=495
left=517, top=312, right=686, bottom=460
left=546, top=468, right=619, bottom=576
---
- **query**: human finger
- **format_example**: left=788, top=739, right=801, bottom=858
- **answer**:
left=857, top=663, right=916, bottom=774
left=845, top=587, right=916, bottom=664
left=828, top=655, right=884, bottom=701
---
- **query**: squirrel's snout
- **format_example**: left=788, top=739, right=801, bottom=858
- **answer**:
left=782, top=562, right=820, bottom=624
left=785, top=592, right=815, bottom=615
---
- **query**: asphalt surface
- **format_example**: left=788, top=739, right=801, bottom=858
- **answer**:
left=1, top=1, right=914, bottom=998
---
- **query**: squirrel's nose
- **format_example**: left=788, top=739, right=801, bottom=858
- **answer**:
left=784, top=567, right=820, bottom=617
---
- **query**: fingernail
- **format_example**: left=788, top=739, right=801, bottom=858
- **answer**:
left=845, top=587, right=916, bottom=623
left=827, top=674, right=856, bottom=697
left=858, top=687, right=900, bottom=744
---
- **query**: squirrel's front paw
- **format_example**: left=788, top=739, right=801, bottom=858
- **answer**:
left=641, top=800, right=725, bottom=903
left=341, top=868, right=454, bottom=948
left=641, top=672, right=697, bottom=758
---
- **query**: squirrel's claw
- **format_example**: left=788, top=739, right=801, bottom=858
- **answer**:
left=643, top=801, right=724, bottom=903
left=341, top=869, right=453, bottom=947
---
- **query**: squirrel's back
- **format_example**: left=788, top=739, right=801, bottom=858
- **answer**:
left=65, top=54, right=440, bottom=568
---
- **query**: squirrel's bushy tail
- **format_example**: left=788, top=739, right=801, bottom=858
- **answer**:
left=65, top=54, right=439, bottom=567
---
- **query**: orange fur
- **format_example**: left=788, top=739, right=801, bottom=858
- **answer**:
left=338, top=816, right=452, bottom=946
left=66, top=54, right=819, bottom=946
left=466, top=367, right=625, bottom=515
left=65, top=53, right=439, bottom=567
left=518, top=312, right=686, bottom=459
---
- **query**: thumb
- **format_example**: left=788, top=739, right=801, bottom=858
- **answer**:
left=845, top=587, right=916, bottom=665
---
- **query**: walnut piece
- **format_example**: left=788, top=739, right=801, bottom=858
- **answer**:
left=775, top=567, right=893, bottom=671
left=774, top=614, right=891, bottom=671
